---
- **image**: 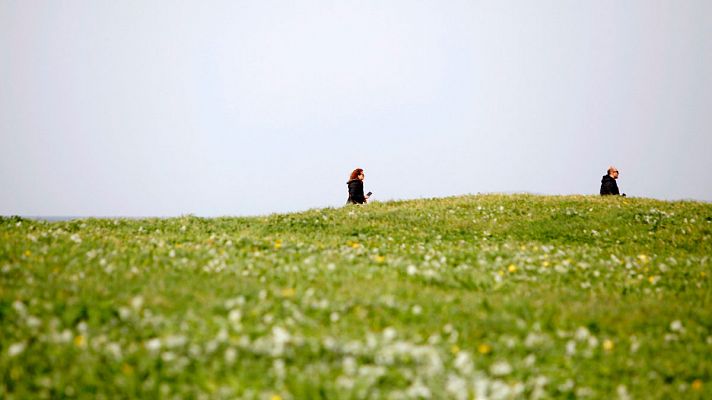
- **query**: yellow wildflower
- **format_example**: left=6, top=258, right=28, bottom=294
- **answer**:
left=24, top=250, right=31, bottom=257
left=603, top=339, right=614, bottom=351
left=280, top=288, right=295, bottom=298
left=271, top=395, right=283, bottom=400
left=508, top=264, right=517, bottom=273
left=122, top=363, right=134, bottom=375
left=74, top=335, right=85, bottom=348
left=351, top=242, right=360, bottom=249
left=274, top=240, right=282, bottom=249
left=691, top=379, right=702, bottom=391
left=375, top=255, right=385, bottom=263
left=478, top=343, right=492, bottom=354
left=450, top=345, right=460, bottom=354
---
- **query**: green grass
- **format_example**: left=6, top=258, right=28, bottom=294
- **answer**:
left=1, top=194, right=711, bottom=399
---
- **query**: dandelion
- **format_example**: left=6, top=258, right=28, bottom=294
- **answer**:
left=350, top=242, right=360, bottom=249
left=121, top=363, right=134, bottom=375
left=24, top=250, right=31, bottom=257
left=450, top=345, right=460, bottom=354
left=603, top=339, right=614, bottom=351
left=274, top=240, right=282, bottom=249
left=374, top=255, right=385, bottom=263
left=691, top=379, right=703, bottom=391
left=508, top=264, right=517, bottom=273
left=477, top=343, right=491, bottom=354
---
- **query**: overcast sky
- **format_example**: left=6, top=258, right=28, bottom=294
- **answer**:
left=1, top=1, right=711, bottom=217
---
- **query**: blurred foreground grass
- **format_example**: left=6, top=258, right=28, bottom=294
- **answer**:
left=1, top=194, right=711, bottom=399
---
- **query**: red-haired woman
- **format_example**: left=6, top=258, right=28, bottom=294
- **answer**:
left=346, top=168, right=369, bottom=204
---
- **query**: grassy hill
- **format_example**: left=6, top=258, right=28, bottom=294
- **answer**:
left=1, top=194, right=711, bottom=399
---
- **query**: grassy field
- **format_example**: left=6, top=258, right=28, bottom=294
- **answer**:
left=1, top=194, right=711, bottom=399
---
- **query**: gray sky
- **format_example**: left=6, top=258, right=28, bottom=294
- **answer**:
left=2, top=1, right=711, bottom=216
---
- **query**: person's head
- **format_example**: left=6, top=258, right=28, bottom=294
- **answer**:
left=607, top=166, right=619, bottom=180
left=349, top=168, right=364, bottom=181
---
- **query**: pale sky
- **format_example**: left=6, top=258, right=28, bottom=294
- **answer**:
left=2, top=1, right=711, bottom=217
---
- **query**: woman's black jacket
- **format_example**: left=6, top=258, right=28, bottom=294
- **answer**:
left=346, top=179, right=365, bottom=204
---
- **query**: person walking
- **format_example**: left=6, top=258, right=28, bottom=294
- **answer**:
left=600, top=166, right=625, bottom=196
left=346, top=168, right=370, bottom=204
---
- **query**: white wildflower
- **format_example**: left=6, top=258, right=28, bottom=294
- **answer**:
left=8, top=342, right=26, bottom=357
left=145, top=338, right=161, bottom=352
left=407, top=379, right=432, bottom=399
left=558, top=379, right=574, bottom=392
left=343, top=356, right=357, bottom=375
left=617, top=384, right=631, bottom=400
left=382, top=327, right=397, bottom=342
left=445, top=374, right=468, bottom=400
left=224, top=347, right=237, bottom=364
left=26, top=316, right=41, bottom=329
left=566, top=340, right=576, bottom=356
left=454, top=352, right=473, bottom=375
left=490, top=380, right=514, bottom=399
left=106, top=342, right=122, bottom=359
left=490, top=360, right=512, bottom=376
left=130, top=296, right=144, bottom=311
left=13, top=301, right=27, bottom=316
left=272, top=326, right=291, bottom=356
left=525, top=332, right=546, bottom=348
left=273, top=358, right=286, bottom=380
left=161, top=351, right=176, bottom=362
left=164, top=335, right=186, bottom=348
left=524, top=354, right=536, bottom=367
left=228, top=309, right=242, bottom=324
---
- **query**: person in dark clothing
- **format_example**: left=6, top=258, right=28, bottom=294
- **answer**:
left=346, top=168, right=369, bottom=204
left=600, top=166, right=625, bottom=196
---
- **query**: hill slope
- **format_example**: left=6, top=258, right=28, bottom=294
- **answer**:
left=2, top=194, right=711, bottom=399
